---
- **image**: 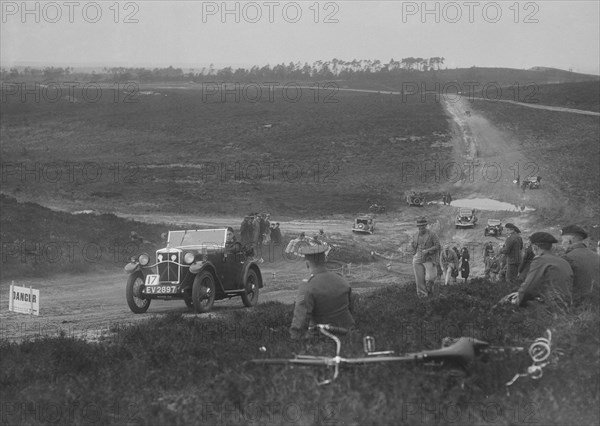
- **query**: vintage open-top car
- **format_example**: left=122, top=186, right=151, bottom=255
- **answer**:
left=523, top=176, right=541, bottom=189
left=455, top=208, right=478, bottom=228
left=124, top=229, right=263, bottom=314
left=484, top=219, right=503, bottom=237
left=406, top=191, right=426, bottom=207
left=352, top=215, right=375, bottom=234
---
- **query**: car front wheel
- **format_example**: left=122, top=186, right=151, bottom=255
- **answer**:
left=126, top=272, right=151, bottom=314
left=192, top=271, right=216, bottom=313
left=241, top=269, right=260, bottom=307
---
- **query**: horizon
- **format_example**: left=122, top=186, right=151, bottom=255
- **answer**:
left=2, top=1, right=599, bottom=76
left=4, top=62, right=599, bottom=78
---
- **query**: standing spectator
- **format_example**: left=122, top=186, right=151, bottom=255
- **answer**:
left=240, top=216, right=254, bottom=246
left=262, top=214, right=271, bottom=244
left=408, top=217, right=441, bottom=298
left=486, top=255, right=502, bottom=282
left=483, top=241, right=495, bottom=279
left=501, top=223, right=523, bottom=283
left=271, top=223, right=282, bottom=245
left=440, top=245, right=459, bottom=285
left=498, top=253, right=507, bottom=282
left=560, top=225, right=600, bottom=305
left=521, top=180, right=528, bottom=193
left=459, top=247, right=470, bottom=284
left=518, top=242, right=535, bottom=283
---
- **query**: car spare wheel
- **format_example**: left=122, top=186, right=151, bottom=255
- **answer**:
left=192, top=271, right=216, bottom=313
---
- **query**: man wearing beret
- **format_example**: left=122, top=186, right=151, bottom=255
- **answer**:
left=560, top=225, right=599, bottom=304
left=409, top=217, right=441, bottom=297
left=289, top=244, right=355, bottom=340
left=501, top=223, right=523, bottom=284
left=515, top=232, right=573, bottom=310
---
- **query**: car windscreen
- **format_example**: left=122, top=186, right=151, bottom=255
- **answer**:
left=168, top=229, right=227, bottom=248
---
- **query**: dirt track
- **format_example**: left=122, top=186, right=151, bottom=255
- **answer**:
left=2, top=90, right=562, bottom=342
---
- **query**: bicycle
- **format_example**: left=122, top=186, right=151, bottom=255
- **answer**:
left=250, top=325, right=553, bottom=386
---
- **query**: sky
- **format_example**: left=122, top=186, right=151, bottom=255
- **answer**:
left=1, top=0, right=599, bottom=74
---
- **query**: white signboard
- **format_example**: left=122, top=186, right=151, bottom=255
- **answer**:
left=8, top=282, right=40, bottom=316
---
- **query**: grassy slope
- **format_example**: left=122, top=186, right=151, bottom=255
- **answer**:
left=0, top=195, right=172, bottom=278
left=1, top=282, right=598, bottom=425
left=497, top=81, right=600, bottom=112
left=0, top=87, right=451, bottom=216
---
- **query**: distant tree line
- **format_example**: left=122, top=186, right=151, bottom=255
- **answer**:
left=1, top=57, right=446, bottom=83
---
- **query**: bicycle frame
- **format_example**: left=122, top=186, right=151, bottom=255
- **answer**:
left=250, top=325, right=536, bottom=386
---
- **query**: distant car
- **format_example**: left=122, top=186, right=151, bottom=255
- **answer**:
left=406, top=191, right=426, bottom=207
left=352, top=215, right=375, bottom=234
left=124, top=229, right=263, bottom=314
left=455, top=208, right=478, bottom=229
left=484, top=219, right=503, bottom=236
left=368, top=203, right=386, bottom=213
left=523, top=176, right=541, bottom=189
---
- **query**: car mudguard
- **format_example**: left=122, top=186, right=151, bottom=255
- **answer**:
left=124, top=262, right=141, bottom=274
left=189, top=261, right=226, bottom=293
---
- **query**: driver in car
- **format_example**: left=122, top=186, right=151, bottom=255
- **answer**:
left=225, top=227, right=243, bottom=254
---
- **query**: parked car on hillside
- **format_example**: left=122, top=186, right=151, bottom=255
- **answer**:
left=352, top=215, right=375, bottom=234
left=455, top=208, right=478, bottom=229
left=523, top=176, right=541, bottom=189
left=406, top=191, right=426, bottom=207
left=124, top=229, right=263, bottom=314
left=484, top=219, right=503, bottom=236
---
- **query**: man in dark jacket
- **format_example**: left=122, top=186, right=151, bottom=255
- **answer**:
left=290, top=245, right=354, bottom=340
left=515, top=232, right=573, bottom=310
left=501, top=223, right=523, bottom=283
left=560, top=225, right=599, bottom=304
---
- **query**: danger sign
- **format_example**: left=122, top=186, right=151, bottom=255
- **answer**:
left=8, top=282, right=40, bottom=316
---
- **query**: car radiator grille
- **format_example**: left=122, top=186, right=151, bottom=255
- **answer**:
left=158, top=253, right=179, bottom=282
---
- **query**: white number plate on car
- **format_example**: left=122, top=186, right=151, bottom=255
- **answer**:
left=144, top=285, right=177, bottom=294
left=145, top=274, right=160, bottom=286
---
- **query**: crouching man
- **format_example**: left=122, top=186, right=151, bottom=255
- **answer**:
left=289, top=244, right=355, bottom=340
left=502, top=232, right=573, bottom=312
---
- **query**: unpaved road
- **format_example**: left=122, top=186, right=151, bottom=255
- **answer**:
left=3, top=89, right=570, bottom=342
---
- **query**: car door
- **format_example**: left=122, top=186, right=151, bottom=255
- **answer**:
left=220, top=249, right=243, bottom=290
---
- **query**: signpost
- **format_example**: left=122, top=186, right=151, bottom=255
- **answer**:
left=8, top=281, right=40, bottom=316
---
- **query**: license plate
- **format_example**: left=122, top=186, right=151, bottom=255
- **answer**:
left=144, top=285, right=178, bottom=294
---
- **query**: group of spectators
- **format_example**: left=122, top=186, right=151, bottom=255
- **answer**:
left=238, top=213, right=283, bottom=261
left=409, top=216, right=599, bottom=310
left=439, top=244, right=470, bottom=286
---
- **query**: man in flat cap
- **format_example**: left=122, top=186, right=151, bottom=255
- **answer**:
left=512, top=232, right=573, bottom=310
left=409, top=217, right=441, bottom=297
left=560, top=225, right=599, bottom=304
left=501, top=223, right=523, bottom=284
left=289, top=244, right=355, bottom=340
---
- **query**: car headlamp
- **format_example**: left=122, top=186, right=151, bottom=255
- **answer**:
left=184, top=252, right=195, bottom=264
left=138, top=253, right=150, bottom=266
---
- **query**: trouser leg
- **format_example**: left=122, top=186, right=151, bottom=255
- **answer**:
left=424, top=262, right=437, bottom=296
left=413, top=262, right=427, bottom=297
left=506, top=264, right=519, bottom=283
